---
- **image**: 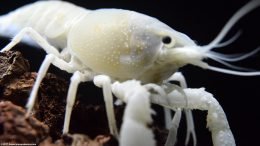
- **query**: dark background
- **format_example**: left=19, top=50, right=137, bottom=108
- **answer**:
left=0, top=0, right=259, bottom=146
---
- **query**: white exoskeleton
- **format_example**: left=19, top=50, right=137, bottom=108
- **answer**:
left=0, top=1, right=259, bottom=146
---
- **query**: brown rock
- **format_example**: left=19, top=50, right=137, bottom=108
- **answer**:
left=1, top=72, right=36, bottom=106
left=36, top=73, right=68, bottom=140
left=0, top=51, right=30, bottom=85
left=39, top=134, right=114, bottom=146
left=0, top=101, right=49, bottom=144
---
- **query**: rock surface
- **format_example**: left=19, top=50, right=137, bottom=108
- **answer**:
left=0, top=101, right=49, bottom=144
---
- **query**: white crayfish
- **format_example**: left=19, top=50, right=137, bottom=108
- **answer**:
left=0, top=1, right=259, bottom=146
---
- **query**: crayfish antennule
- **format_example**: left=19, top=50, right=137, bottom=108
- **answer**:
left=202, top=0, right=260, bottom=52
left=199, top=0, right=260, bottom=76
left=204, top=46, right=260, bottom=76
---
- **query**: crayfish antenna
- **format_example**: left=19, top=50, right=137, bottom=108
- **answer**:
left=199, top=0, right=260, bottom=76
left=207, top=65, right=260, bottom=76
left=202, top=0, right=260, bottom=51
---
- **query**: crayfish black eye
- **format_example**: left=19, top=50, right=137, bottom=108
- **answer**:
left=162, top=36, right=172, bottom=44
